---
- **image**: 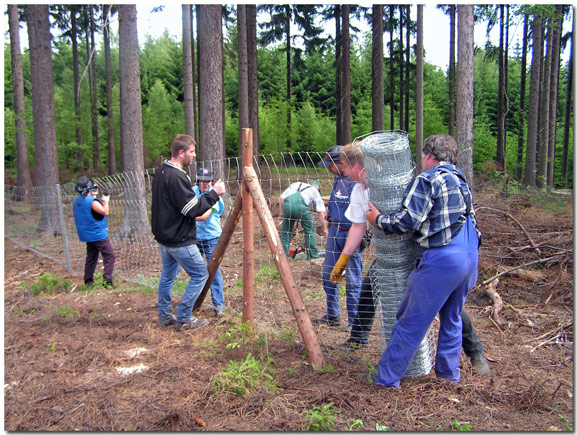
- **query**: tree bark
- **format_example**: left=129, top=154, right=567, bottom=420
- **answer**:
left=8, top=4, right=33, bottom=201
left=341, top=5, right=351, bottom=143
left=335, top=5, right=342, bottom=143
left=537, top=20, right=551, bottom=188
left=247, top=4, right=260, bottom=156
left=389, top=5, right=395, bottom=130
left=448, top=5, right=456, bottom=137
left=371, top=5, right=384, bottom=132
left=103, top=5, right=116, bottom=175
left=547, top=5, right=563, bottom=188
left=516, top=15, right=528, bottom=181
left=561, top=30, right=573, bottom=184
left=496, top=5, right=505, bottom=169
left=523, top=14, right=543, bottom=188
left=71, top=8, right=83, bottom=167
left=404, top=5, right=410, bottom=133
left=399, top=7, right=404, bottom=131
left=197, top=5, right=225, bottom=175
left=456, top=5, right=474, bottom=186
left=118, top=5, right=148, bottom=237
left=237, top=4, right=250, bottom=158
left=26, top=4, right=60, bottom=233
left=182, top=4, right=195, bottom=139
left=285, top=5, right=292, bottom=149
left=89, top=6, right=99, bottom=171
left=415, top=5, right=424, bottom=173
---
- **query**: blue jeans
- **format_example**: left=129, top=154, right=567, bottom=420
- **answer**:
left=373, top=217, right=479, bottom=388
left=321, top=225, right=362, bottom=324
left=197, top=238, right=225, bottom=311
left=157, top=243, right=208, bottom=324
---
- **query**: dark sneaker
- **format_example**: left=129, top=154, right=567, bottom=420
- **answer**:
left=159, top=315, right=177, bottom=327
left=336, top=338, right=367, bottom=351
left=470, top=353, right=491, bottom=376
left=176, top=317, right=209, bottom=331
left=313, top=315, right=341, bottom=327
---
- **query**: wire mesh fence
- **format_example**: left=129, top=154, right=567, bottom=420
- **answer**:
left=5, top=148, right=435, bottom=364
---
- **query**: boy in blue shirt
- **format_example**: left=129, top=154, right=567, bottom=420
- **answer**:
left=193, top=168, right=226, bottom=316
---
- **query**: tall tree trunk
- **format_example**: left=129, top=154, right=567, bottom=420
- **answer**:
left=285, top=5, right=292, bottom=149
left=335, top=5, right=342, bottom=143
left=26, top=4, right=60, bottom=233
left=103, top=5, right=116, bottom=175
left=523, top=14, right=543, bottom=187
left=404, top=5, right=410, bottom=133
left=197, top=5, right=225, bottom=174
left=371, top=4, right=384, bottom=132
left=537, top=20, right=550, bottom=187
left=341, top=5, right=351, bottom=143
left=516, top=15, right=528, bottom=180
left=247, top=4, right=260, bottom=156
left=399, top=6, right=404, bottom=131
left=415, top=5, right=424, bottom=173
left=191, top=6, right=198, bottom=142
left=448, top=5, right=456, bottom=137
left=182, top=4, right=195, bottom=139
left=561, top=31, right=573, bottom=184
left=547, top=5, right=563, bottom=189
left=389, top=5, right=394, bottom=130
left=71, top=9, right=83, bottom=167
left=496, top=5, right=505, bottom=168
left=237, top=4, right=250, bottom=158
left=456, top=5, right=474, bottom=186
left=117, top=5, right=148, bottom=237
left=8, top=4, right=32, bottom=200
left=89, top=6, right=99, bottom=171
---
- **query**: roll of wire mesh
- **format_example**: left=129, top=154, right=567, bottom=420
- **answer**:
left=359, top=130, right=435, bottom=378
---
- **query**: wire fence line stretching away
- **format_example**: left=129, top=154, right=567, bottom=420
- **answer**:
left=5, top=148, right=433, bottom=366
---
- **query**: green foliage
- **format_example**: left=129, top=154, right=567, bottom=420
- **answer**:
left=27, top=273, right=74, bottom=296
left=348, top=419, right=364, bottom=430
left=556, top=406, right=573, bottom=431
left=219, top=321, right=266, bottom=350
left=451, top=419, right=472, bottom=431
left=375, top=422, right=391, bottom=431
left=47, top=342, right=58, bottom=351
left=302, top=402, right=339, bottom=431
left=210, top=352, right=277, bottom=397
left=57, top=305, right=79, bottom=319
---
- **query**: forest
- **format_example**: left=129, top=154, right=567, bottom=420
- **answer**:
left=3, top=4, right=574, bottom=191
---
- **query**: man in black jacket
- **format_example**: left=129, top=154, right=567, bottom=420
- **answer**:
left=151, top=134, right=226, bottom=331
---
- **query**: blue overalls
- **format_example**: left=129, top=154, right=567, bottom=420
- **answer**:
left=372, top=215, right=479, bottom=387
left=321, top=175, right=363, bottom=325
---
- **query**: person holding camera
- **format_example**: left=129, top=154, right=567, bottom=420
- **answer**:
left=73, top=176, right=115, bottom=288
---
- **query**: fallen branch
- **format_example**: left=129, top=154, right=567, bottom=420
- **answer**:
left=480, top=279, right=504, bottom=327
left=482, top=255, right=561, bottom=286
left=476, top=206, right=541, bottom=254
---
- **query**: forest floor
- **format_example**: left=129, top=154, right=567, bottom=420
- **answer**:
left=3, top=181, right=574, bottom=431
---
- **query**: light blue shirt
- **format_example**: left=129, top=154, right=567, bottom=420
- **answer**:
left=193, top=185, right=224, bottom=241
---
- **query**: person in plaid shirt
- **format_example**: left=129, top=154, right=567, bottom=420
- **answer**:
left=366, top=134, right=484, bottom=388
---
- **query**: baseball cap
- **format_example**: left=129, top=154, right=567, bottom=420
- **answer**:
left=317, top=145, right=343, bottom=168
left=196, top=168, right=214, bottom=181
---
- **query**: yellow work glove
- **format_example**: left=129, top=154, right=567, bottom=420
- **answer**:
left=330, top=253, right=350, bottom=284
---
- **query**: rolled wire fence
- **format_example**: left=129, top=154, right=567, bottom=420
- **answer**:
left=5, top=148, right=433, bottom=369
left=359, top=131, right=435, bottom=377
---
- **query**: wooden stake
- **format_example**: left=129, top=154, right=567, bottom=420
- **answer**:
left=242, top=128, right=255, bottom=324
left=242, top=164, right=325, bottom=368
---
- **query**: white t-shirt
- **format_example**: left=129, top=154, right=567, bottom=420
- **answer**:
left=344, top=183, right=369, bottom=223
left=281, top=182, right=326, bottom=213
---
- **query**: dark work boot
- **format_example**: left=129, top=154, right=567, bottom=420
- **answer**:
left=470, top=352, right=491, bottom=376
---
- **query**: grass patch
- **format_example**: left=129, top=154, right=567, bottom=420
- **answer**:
left=210, top=353, right=277, bottom=397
